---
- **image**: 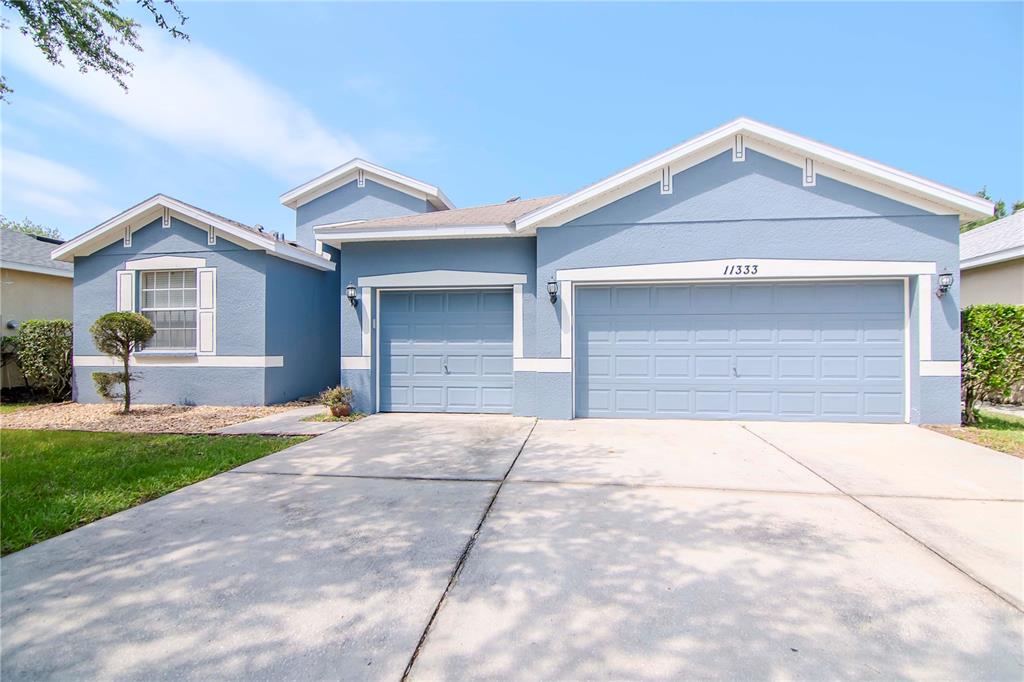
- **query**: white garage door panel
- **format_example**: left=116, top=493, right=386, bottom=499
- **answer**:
left=575, top=282, right=905, bottom=422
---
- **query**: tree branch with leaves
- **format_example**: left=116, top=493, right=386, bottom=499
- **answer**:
left=1, top=0, right=189, bottom=101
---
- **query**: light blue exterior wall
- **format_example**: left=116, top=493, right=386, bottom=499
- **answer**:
left=294, top=179, right=434, bottom=250
left=72, top=217, right=338, bottom=406
left=264, top=244, right=341, bottom=403
left=534, top=150, right=960, bottom=423
left=336, top=237, right=537, bottom=413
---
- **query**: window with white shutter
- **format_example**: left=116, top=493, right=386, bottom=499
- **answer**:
left=196, top=267, right=216, bottom=355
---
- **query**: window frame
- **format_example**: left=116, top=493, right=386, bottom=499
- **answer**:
left=138, top=269, right=199, bottom=351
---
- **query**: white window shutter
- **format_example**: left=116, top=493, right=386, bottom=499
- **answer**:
left=116, top=270, right=135, bottom=311
left=197, top=267, right=216, bottom=355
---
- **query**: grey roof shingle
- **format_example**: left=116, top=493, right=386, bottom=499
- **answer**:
left=0, top=229, right=73, bottom=273
left=317, top=195, right=564, bottom=231
left=961, top=211, right=1024, bottom=262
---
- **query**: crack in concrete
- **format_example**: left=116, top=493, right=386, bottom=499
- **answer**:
left=401, top=418, right=539, bottom=681
left=741, top=424, right=1024, bottom=614
left=226, top=470, right=501, bottom=484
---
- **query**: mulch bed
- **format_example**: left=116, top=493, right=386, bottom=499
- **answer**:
left=0, top=402, right=310, bottom=434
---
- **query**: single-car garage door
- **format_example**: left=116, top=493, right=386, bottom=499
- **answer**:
left=380, top=289, right=514, bottom=413
left=575, top=281, right=905, bottom=422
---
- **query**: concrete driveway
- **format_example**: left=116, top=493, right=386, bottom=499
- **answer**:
left=2, top=415, right=1022, bottom=680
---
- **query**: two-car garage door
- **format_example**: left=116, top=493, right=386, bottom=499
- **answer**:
left=574, top=281, right=905, bottom=422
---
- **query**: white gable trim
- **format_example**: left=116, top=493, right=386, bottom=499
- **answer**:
left=124, top=255, right=207, bottom=270
left=357, top=270, right=528, bottom=288
left=51, top=195, right=335, bottom=272
left=279, top=158, right=454, bottom=211
left=514, top=118, right=993, bottom=231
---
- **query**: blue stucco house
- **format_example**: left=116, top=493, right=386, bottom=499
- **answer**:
left=53, top=118, right=992, bottom=423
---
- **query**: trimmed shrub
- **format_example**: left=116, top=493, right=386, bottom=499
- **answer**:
left=15, top=319, right=73, bottom=400
left=961, top=304, right=1024, bottom=425
left=319, top=385, right=354, bottom=407
left=89, top=312, right=155, bottom=413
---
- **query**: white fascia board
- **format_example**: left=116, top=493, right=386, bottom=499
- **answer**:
left=961, top=245, right=1024, bottom=270
left=0, top=261, right=74, bottom=278
left=357, top=270, right=528, bottom=288
left=279, top=158, right=454, bottom=210
left=52, top=195, right=334, bottom=272
left=514, top=117, right=993, bottom=231
left=556, top=259, right=937, bottom=282
left=317, top=224, right=520, bottom=244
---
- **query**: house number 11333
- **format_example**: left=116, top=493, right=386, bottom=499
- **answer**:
left=723, top=264, right=759, bottom=275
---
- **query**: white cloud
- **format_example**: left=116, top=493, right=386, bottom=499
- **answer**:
left=2, top=149, right=116, bottom=222
left=5, top=29, right=365, bottom=181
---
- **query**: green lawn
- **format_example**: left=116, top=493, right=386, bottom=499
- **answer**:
left=931, top=409, right=1024, bottom=457
left=0, top=401, right=47, bottom=414
left=0, top=430, right=307, bottom=555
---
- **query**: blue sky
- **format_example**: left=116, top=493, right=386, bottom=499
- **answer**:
left=2, top=2, right=1021, bottom=240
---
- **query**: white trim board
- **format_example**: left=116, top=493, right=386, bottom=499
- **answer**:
left=316, top=224, right=519, bottom=244
left=920, top=361, right=960, bottom=377
left=357, top=270, right=528, bottom=288
left=556, top=259, right=937, bottom=283
left=515, top=117, right=992, bottom=231
left=514, top=358, right=572, bottom=373
left=341, top=356, right=372, bottom=370
left=74, top=355, right=284, bottom=368
left=125, top=255, right=207, bottom=270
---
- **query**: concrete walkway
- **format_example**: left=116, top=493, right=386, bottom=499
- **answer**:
left=214, top=404, right=348, bottom=436
left=2, top=415, right=1021, bottom=680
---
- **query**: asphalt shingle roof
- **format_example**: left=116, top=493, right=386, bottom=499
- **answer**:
left=322, top=195, right=565, bottom=230
left=961, top=211, right=1024, bottom=261
left=0, top=229, right=73, bottom=273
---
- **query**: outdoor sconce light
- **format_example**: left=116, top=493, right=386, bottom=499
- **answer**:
left=547, top=279, right=559, bottom=303
left=346, top=283, right=358, bottom=306
left=936, top=273, right=954, bottom=298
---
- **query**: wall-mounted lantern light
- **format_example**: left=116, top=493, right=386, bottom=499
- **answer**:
left=547, top=279, right=559, bottom=304
left=346, top=283, right=358, bottom=306
left=936, top=273, right=954, bottom=298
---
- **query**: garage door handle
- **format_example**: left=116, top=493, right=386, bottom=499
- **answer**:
left=732, top=367, right=738, bottom=378
left=443, top=363, right=449, bottom=374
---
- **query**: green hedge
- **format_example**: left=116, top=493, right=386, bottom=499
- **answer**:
left=962, top=304, right=1024, bottom=425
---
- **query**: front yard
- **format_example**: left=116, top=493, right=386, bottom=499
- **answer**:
left=0, top=429, right=306, bottom=555
left=928, top=409, right=1024, bottom=457
left=0, top=401, right=305, bottom=433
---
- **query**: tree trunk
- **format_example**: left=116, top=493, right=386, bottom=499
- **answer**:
left=962, top=383, right=976, bottom=426
left=122, top=347, right=131, bottom=414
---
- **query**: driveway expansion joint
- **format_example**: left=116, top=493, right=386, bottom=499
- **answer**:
left=401, top=418, right=539, bottom=681
left=741, top=424, right=1024, bottom=614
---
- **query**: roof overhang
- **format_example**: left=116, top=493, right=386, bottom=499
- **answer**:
left=52, top=195, right=335, bottom=271
left=514, top=117, right=994, bottom=232
left=279, top=159, right=455, bottom=211
left=0, top=261, right=73, bottom=278
left=961, top=245, right=1024, bottom=271
left=315, top=221, right=518, bottom=244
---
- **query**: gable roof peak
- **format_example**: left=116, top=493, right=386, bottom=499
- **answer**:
left=279, top=158, right=454, bottom=211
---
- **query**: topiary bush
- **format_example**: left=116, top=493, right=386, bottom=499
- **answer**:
left=15, top=319, right=73, bottom=400
left=961, top=304, right=1024, bottom=425
left=89, top=312, right=155, bottom=413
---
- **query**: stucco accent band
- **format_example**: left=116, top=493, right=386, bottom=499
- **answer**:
left=75, top=355, right=284, bottom=368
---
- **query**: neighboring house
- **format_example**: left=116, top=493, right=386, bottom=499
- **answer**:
left=53, top=118, right=992, bottom=424
left=1, top=229, right=74, bottom=389
left=960, top=211, right=1024, bottom=306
